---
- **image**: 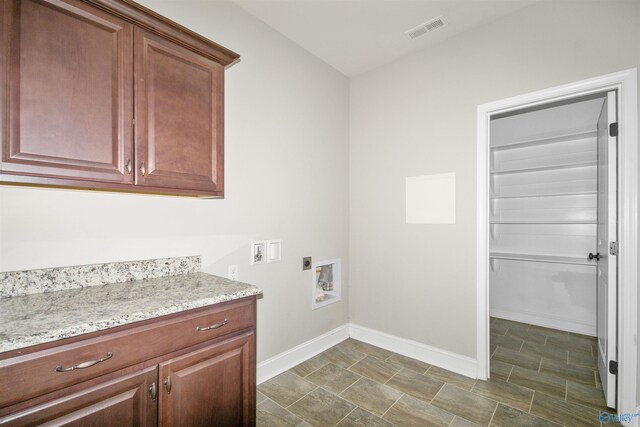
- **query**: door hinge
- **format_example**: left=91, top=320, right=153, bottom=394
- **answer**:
left=609, top=241, right=618, bottom=256
left=609, top=122, right=618, bottom=137
left=609, top=360, right=618, bottom=375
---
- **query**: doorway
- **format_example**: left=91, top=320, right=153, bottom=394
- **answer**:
left=476, top=69, right=638, bottom=420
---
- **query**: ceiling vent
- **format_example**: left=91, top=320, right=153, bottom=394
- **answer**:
left=405, top=16, right=446, bottom=40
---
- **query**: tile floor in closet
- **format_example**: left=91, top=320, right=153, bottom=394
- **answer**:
left=257, top=318, right=617, bottom=427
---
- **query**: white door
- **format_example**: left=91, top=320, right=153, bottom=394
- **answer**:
left=596, top=90, right=618, bottom=409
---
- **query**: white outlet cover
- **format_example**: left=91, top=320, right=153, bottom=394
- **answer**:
left=228, top=265, right=238, bottom=280
left=267, top=240, right=282, bottom=263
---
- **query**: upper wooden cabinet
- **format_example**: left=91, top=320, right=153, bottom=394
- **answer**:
left=0, top=0, right=238, bottom=197
left=134, top=28, right=224, bottom=194
left=0, top=0, right=134, bottom=185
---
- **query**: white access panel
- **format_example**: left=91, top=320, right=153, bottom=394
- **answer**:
left=405, top=172, right=456, bottom=224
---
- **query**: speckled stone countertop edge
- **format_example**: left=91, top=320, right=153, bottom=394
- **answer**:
left=0, top=255, right=201, bottom=298
left=1, top=285, right=262, bottom=354
left=0, top=270, right=263, bottom=354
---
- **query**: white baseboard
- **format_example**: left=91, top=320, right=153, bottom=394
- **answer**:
left=257, top=323, right=478, bottom=384
left=491, top=308, right=596, bottom=336
left=349, top=323, right=477, bottom=379
left=257, top=324, right=350, bottom=384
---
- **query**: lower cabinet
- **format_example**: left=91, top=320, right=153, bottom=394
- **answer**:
left=0, top=366, right=157, bottom=426
left=160, top=333, right=255, bottom=427
left=0, top=298, right=257, bottom=427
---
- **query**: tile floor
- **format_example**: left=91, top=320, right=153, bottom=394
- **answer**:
left=257, top=318, right=619, bottom=427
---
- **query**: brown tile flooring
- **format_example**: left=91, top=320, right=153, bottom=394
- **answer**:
left=257, top=318, right=618, bottom=427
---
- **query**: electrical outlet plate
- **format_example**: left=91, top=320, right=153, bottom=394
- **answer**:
left=228, top=265, right=238, bottom=280
left=302, top=256, right=312, bottom=271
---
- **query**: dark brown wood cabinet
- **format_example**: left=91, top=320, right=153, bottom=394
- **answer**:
left=160, top=332, right=255, bottom=427
left=0, top=0, right=134, bottom=185
left=0, top=366, right=158, bottom=426
left=0, top=297, right=257, bottom=426
left=0, top=0, right=238, bottom=197
left=134, top=27, right=224, bottom=194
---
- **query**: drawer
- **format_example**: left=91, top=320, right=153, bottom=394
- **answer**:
left=0, top=298, right=255, bottom=409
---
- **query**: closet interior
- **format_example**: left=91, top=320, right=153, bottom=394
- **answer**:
left=488, top=94, right=607, bottom=336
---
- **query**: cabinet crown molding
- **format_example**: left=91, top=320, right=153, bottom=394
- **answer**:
left=86, top=0, right=240, bottom=66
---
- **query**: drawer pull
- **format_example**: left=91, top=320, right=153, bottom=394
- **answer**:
left=164, top=376, right=172, bottom=393
left=54, top=352, right=113, bottom=372
left=196, top=318, right=229, bottom=331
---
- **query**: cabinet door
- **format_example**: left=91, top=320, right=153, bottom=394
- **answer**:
left=134, top=27, right=224, bottom=196
left=0, top=0, right=134, bottom=185
left=159, top=332, right=255, bottom=427
left=0, top=366, right=157, bottom=426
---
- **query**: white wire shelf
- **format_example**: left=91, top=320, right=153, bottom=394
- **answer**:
left=490, top=130, right=597, bottom=151
left=490, top=191, right=597, bottom=200
left=490, top=219, right=596, bottom=224
left=490, top=252, right=597, bottom=266
left=491, top=161, right=597, bottom=176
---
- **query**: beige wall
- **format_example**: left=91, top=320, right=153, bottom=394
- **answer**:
left=0, top=0, right=350, bottom=363
left=349, top=0, right=640, bottom=358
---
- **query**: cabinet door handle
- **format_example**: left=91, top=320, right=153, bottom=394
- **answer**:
left=588, top=252, right=600, bottom=261
left=55, top=352, right=113, bottom=372
left=149, top=382, right=158, bottom=400
left=126, top=159, right=132, bottom=174
left=196, top=318, right=229, bottom=332
left=140, top=162, right=146, bottom=176
left=164, top=376, right=172, bottom=393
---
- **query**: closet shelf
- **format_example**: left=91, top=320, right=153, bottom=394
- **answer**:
left=490, top=191, right=597, bottom=200
left=490, top=252, right=597, bottom=266
left=490, top=219, right=597, bottom=224
left=491, top=161, right=597, bottom=175
left=490, top=130, right=597, bottom=151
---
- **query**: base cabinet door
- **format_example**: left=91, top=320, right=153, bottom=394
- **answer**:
left=159, top=332, right=255, bottom=427
left=0, top=366, right=157, bottom=427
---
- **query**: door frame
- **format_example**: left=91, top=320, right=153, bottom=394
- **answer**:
left=476, top=69, right=638, bottom=419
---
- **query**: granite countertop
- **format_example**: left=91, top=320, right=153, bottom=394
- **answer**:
left=0, top=272, right=262, bottom=354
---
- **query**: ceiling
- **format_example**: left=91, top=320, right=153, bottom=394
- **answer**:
left=233, top=0, right=539, bottom=76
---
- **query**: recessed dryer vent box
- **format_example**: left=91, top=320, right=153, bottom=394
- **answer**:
left=312, top=258, right=341, bottom=310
